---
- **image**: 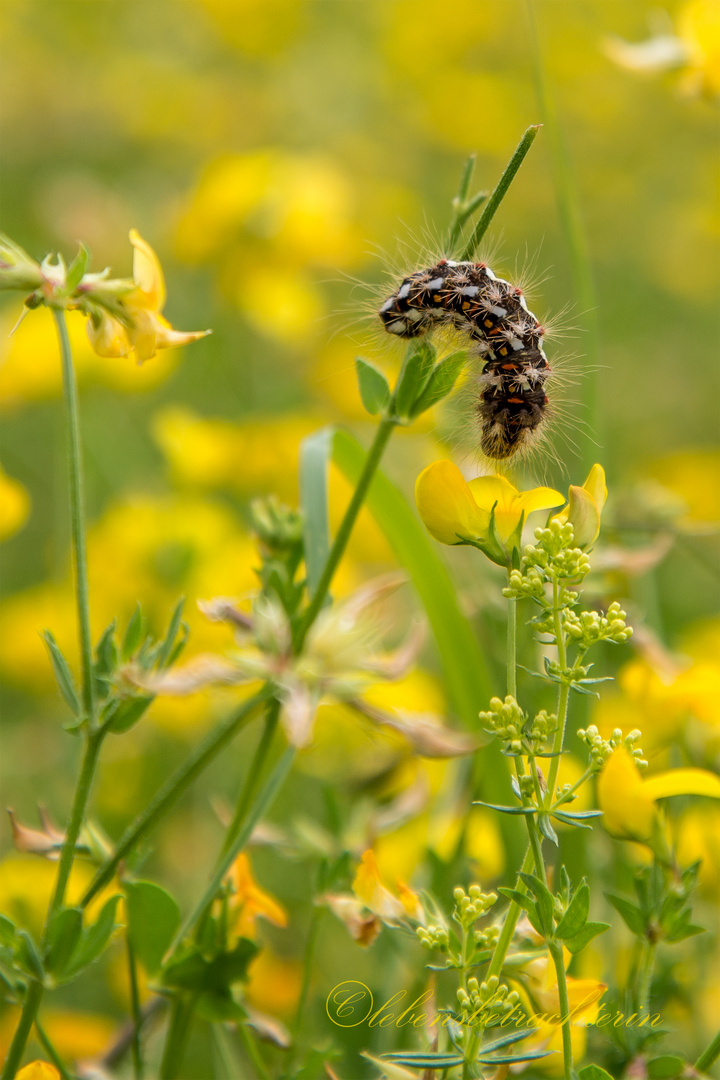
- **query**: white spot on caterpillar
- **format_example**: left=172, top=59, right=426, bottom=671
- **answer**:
left=458, top=286, right=479, bottom=297
left=426, top=277, right=444, bottom=290
left=397, top=283, right=412, bottom=299
left=387, top=320, right=408, bottom=334
left=380, top=298, right=394, bottom=313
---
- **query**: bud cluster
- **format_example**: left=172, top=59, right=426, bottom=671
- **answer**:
left=523, top=521, right=592, bottom=581
left=453, top=884, right=497, bottom=928
left=456, top=976, right=520, bottom=1023
left=577, top=724, right=647, bottom=772
left=563, top=602, right=633, bottom=649
left=473, top=924, right=500, bottom=949
left=478, top=695, right=556, bottom=757
left=416, top=923, right=450, bottom=952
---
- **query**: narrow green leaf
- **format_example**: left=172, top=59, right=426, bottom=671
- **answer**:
left=300, top=426, right=334, bottom=596
left=104, top=694, right=154, bottom=735
left=394, top=340, right=435, bottom=417
left=45, top=908, right=83, bottom=977
left=409, top=350, right=467, bottom=417
left=564, top=920, right=610, bottom=955
left=65, top=242, right=90, bottom=292
left=42, top=631, right=80, bottom=716
left=355, top=356, right=390, bottom=415
left=65, top=895, right=120, bottom=976
left=497, top=888, right=535, bottom=917
left=125, top=880, right=181, bottom=975
left=158, top=598, right=185, bottom=668
left=0, top=915, right=16, bottom=947
left=555, top=881, right=590, bottom=941
left=122, top=604, right=144, bottom=660
left=94, top=620, right=118, bottom=678
left=478, top=1029, right=539, bottom=1053
left=474, top=801, right=536, bottom=816
left=519, top=873, right=554, bottom=937
left=537, top=812, right=559, bottom=846
left=16, top=930, right=44, bottom=981
left=605, top=893, right=646, bottom=937
left=478, top=1050, right=553, bottom=1064
left=383, top=1052, right=464, bottom=1068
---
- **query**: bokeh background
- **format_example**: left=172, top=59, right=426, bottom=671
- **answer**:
left=1, top=0, right=718, bottom=1075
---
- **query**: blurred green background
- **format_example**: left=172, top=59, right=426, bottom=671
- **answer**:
left=1, top=0, right=718, bottom=1074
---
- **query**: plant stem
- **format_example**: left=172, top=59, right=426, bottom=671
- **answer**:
left=637, top=938, right=656, bottom=1015
left=53, top=308, right=95, bottom=728
left=285, top=902, right=325, bottom=1078
left=49, top=728, right=104, bottom=918
left=1, top=979, right=44, bottom=1080
left=485, top=845, right=533, bottom=980
left=34, top=1017, right=72, bottom=1080
left=238, top=1023, right=272, bottom=1080
left=696, top=1027, right=720, bottom=1072
left=126, top=933, right=143, bottom=1080
left=159, top=994, right=197, bottom=1080
left=460, top=125, right=542, bottom=261
left=80, top=688, right=270, bottom=908
left=221, top=700, right=280, bottom=858
left=295, top=417, right=396, bottom=649
left=506, top=593, right=517, bottom=699
left=544, top=578, right=570, bottom=808
left=549, top=941, right=574, bottom=1080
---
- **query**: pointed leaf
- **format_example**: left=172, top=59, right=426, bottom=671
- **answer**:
left=605, top=893, right=646, bottom=937
left=473, top=801, right=536, bottom=816
left=537, top=812, right=559, bottom=846
left=122, top=604, right=144, bottom=660
left=564, top=920, right=610, bottom=954
left=300, top=426, right=334, bottom=596
left=409, top=350, right=467, bottom=417
left=94, top=620, right=118, bottom=677
left=555, top=881, right=590, bottom=941
left=65, top=895, right=121, bottom=976
left=395, top=340, right=436, bottom=417
left=125, top=880, right=181, bottom=975
left=579, top=1068, right=615, bottom=1080
left=478, top=1029, right=539, bottom=1053
left=16, top=930, right=44, bottom=981
left=65, top=242, right=90, bottom=291
left=45, top=907, right=83, bottom=977
left=158, top=598, right=185, bottom=668
left=42, top=631, right=80, bottom=716
left=104, top=694, right=154, bottom=735
left=355, top=357, right=391, bottom=415
left=519, top=873, right=554, bottom=936
left=382, top=1053, right=464, bottom=1068
left=479, top=1050, right=554, bottom=1064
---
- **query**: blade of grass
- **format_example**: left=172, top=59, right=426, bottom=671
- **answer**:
left=300, top=427, right=334, bottom=597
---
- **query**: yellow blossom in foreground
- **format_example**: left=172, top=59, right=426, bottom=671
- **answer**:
left=0, top=464, right=30, bottom=540
left=551, top=464, right=607, bottom=549
left=597, top=746, right=720, bottom=842
left=415, top=459, right=563, bottom=565
left=17, top=1064, right=60, bottom=1080
left=226, top=853, right=288, bottom=940
left=86, top=229, right=210, bottom=362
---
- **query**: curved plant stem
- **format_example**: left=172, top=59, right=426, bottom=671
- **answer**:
left=696, top=1026, right=720, bottom=1072
left=295, top=416, right=396, bottom=649
left=80, top=688, right=270, bottom=907
left=460, top=125, right=542, bottom=261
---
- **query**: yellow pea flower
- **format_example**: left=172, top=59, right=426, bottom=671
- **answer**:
left=226, top=852, right=288, bottom=940
left=415, top=459, right=563, bottom=566
left=552, top=464, right=607, bottom=549
left=86, top=230, right=210, bottom=362
left=17, top=1064, right=60, bottom=1080
left=597, top=746, right=720, bottom=843
left=0, top=464, right=30, bottom=541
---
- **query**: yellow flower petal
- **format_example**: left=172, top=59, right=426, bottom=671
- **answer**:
left=228, top=852, right=288, bottom=939
left=415, top=460, right=486, bottom=545
left=582, top=463, right=607, bottom=514
left=17, top=1064, right=60, bottom=1080
left=86, top=311, right=132, bottom=359
left=516, top=485, right=567, bottom=515
left=597, top=748, right=656, bottom=841
left=129, top=228, right=166, bottom=311
left=643, top=768, right=720, bottom=802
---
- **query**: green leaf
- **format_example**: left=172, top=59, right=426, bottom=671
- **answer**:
left=409, top=350, right=467, bottom=417
left=65, top=895, right=121, bottom=976
left=157, top=598, right=185, bottom=668
left=122, top=604, right=144, bottom=660
left=42, top=631, right=80, bottom=716
left=497, top=887, right=534, bottom=915
left=478, top=1050, right=553, bottom=1064
left=473, top=801, right=536, bottom=816
left=383, top=1053, right=464, bottom=1068
left=94, top=620, right=118, bottom=678
left=65, top=242, right=90, bottom=291
left=477, top=1029, right=539, bottom=1053
left=0, top=915, right=17, bottom=948
left=16, top=930, right=44, bottom=981
left=163, top=938, right=259, bottom=994
left=578, top=1068, right=615, bottom=1080
left=555, top=881, right=590, bottom=941
left=605, top=893, right=647, bottom=937
left=355, top=357, right=391, bottom=415
left=646, top=1056, right=686, bottom=1079
left=104, top=694, right=154, bottom=735
left=125, top=881, right=181, bottom=975
left=564, top=921, right=610, bottom=955
left=394, top=340, right=436, bottom=417
left=537, top=812, right=559, bottom=846
left=519, top=873, right=554, bottom=937
left=195, top=991, right=246, bottom=1022
left=300, top=426, right=334, bottom=596
left=45, top=907, right=83, bottom=977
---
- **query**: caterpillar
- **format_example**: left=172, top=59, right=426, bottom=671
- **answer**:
left=378, top=259, right=551, bottom=460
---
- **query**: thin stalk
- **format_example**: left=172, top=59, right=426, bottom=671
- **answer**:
left=49, top=728, right=104, bottom=918
left=285, top=903, right=325, bottom=1077
left=486, top=845, right=533, bottom=980
left=1, top=979, right=44, bottom=1080
left=159, top=994, right=196, bottom=1080
left=53, top=308, right=95, bottom=727
left=506, top=593, right=517, bottom=699
left=80, top=688, right=270, bottom=907
left=295, top=416, right=396, bottom=649
left=544, top=579, right=570, bottom=808
left=549, top=942, right=574, bottom=1080
left=238, top=1023, right=271, bottom=1080
left=221, top=700, right=280, bottom=858
left=126, top=933, right=143, bottom=1080
left=525, top=0, right=600, bottom=469
left=34, top=1018, right=72, bottom=1080
left=696, top=1026, right=720, bottom=1072
left=637, top=938, right=656, bottom=1015
left=460, top=125, right=542, bottom=261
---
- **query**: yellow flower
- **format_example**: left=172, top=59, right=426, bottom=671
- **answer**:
left=551, top=464, right=607, bottom=549
left=352, top=849, right=422, bottom=923
left=17, top=1064, right=60, bottom=1080
left=0, top=464, right=30, bottom=540
left=597, top=747, right=720, bottom=842
left=86, top=230, right=210, bottom=362
left=415, top=459, right=563, bottom=565
left=226, top=852, right=288, bottom=940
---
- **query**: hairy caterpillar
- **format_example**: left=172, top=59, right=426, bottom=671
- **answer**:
left=378, top=259, right=550, bottom=460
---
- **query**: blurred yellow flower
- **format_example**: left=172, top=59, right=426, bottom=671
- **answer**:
left=16, top=1064, right=60, bottom=1080
left=352, top=849, right=422, bottom=923
left=597, top=746, right=720, bottom=842
left=415, top=459, right=563, bottom=565
left=676, top=804, right=720, bottom=894
left=246, top=949, right=302, bottom=1017
left=646, top=448, right=720, bottom=531
left=226, top=852, right=288, bottom=940
left=85, top=229, right=210, bottom=362
left=551, top=464, right=607, bottom=549
left=0, top=464, right=30, bottom=540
